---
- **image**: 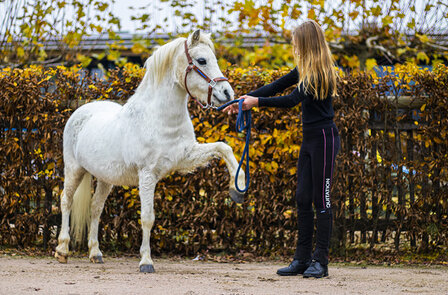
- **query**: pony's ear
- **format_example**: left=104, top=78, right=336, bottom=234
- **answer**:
left=189, top=29, right=201, bottom=46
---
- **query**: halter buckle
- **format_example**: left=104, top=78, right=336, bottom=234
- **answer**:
left=208, top=80, right=217, bottom=88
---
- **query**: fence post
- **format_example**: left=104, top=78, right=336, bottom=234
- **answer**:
left=43, top=184, right=52, bottom=250
left=370, top=130, right=379, bottom=249
left=406, top=130, right=416, bottom=248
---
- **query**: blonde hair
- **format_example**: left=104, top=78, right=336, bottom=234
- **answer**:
left=292, top=20, right=337, bottom=99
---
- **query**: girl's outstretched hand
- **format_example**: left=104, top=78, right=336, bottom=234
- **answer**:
left=222, top=95, right=259, bottom=115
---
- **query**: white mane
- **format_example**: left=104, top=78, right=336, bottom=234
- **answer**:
left=134, top=34, right=215, bottom=95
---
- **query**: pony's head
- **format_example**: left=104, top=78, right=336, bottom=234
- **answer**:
left=175, top=30, right=234, bottom=107
left=136, top=30, right=233, bottom=107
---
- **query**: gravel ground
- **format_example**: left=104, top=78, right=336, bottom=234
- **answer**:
left=0, top=256, right=447, bottom=295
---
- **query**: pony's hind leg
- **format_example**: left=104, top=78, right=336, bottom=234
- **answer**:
left=55, top=167, right=85, bottom=263
left=88, top=180, right=113, bottom=263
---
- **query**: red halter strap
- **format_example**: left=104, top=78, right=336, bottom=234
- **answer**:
left=184, top=40, right=228, bottom=108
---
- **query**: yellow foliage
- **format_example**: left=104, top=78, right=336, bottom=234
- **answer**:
left=365, top=58, right=377, bottom=71
left=417, top=51, right=430, bottom=64
left=1, top=62, right=448, bottom=256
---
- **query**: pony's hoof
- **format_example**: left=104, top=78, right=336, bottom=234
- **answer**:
left=55, top=251, right=68, bottom=264
left=139, top=264, right=155, bottom=273
left=230, top=189, right=244, bottom=203
left=90, top=255, right=104, bottom=264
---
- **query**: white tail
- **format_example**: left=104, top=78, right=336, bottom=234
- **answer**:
left=70, top=173, right=92, bottom=245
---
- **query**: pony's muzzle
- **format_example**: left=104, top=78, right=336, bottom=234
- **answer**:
left=213, top=83, right=234, bottom=105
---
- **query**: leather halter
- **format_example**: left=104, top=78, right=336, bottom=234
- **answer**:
left=184, top=40, right=228, bottom=108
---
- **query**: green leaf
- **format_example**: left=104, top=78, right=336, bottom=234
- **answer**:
left=349, top=11, right=359, bottom=20
left=370, top=5, right=382, bottom=17
left=382, top=15, right=393, bottom=27
left=17, top=47, right=25, bottom=58
left=424, top=4, right=434, bottom=11
left=76, top=53, right=92, bottom=67
left=57, top=1, right=66, bottom=9
left=407, top=19, right=415, bottom=30
left=97, top=2, right=109, bottom=12
left=416, top=33, right=431, bottom=43
left=366, top=58, right=377, bottom=71
left=92, top=52, right=106, bottom=60
left=38, top=48, right=48, bottom=61
left=417, top=51, right=430, bottom=64
left=131, top=43, right=147, bottom=55
left=107, top=50, right=121, bottom=61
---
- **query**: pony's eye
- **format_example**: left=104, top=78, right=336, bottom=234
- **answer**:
left=197, top=58, right=207, bottom=65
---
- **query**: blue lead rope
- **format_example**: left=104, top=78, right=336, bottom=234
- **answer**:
left=216, top=99, right=251, bottom=193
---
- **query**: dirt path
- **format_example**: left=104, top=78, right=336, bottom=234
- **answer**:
left=0, top=256, right=447, bottom=295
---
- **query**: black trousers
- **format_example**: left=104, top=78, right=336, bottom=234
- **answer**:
left=294, top=124, right=340, bottom=265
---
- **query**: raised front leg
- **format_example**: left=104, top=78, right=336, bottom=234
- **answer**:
left=138, top=170, right=157, bottom=273
left=88, top=181, right=113, bottom=263
left=179, top=142, right=246, bottom=203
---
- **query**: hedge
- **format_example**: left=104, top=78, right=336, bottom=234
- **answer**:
left=0, top=63, right=447, bottom=260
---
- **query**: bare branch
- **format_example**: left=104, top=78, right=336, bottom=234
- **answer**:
left=365, top=35, right=380, bottom=47
left=366, top=35, right=396, bottom=62
left=425, top=42, right=448, bottom=51
left=329, top=42, right=344, bottom=50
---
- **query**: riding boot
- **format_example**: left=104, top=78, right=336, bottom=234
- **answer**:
left=277, top=259, right=311, bottom=276
left=293, top=209, right=314, bottom=263
left=312, top=208, right=333, bottom=267
left=303, top=260, right=328, bottom=278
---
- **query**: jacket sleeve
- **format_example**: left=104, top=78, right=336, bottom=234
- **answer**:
left=258, top=86, right=307, bottom=108
left=247, top=68, right=298, bottom=97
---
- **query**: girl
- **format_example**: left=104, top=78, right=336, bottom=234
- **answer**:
left=223, top=20, right=340, bottom=278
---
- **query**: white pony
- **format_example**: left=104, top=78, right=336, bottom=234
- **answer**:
left=55, top=30, right=246, bottom=273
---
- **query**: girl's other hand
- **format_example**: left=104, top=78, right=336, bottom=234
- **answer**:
left=222, top=95, right=259, bottom=115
